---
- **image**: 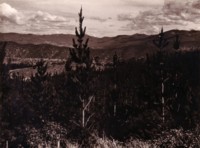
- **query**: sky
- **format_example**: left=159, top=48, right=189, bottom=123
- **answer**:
left=0, top=0, right=200, bottom=37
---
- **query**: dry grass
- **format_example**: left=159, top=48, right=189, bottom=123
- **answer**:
left=5, top=122, right=200, bottom=148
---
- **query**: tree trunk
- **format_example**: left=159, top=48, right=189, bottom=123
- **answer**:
left=114, top=103, right=116, bottom=117
left=162, top=82, right=165, bottom=123
left=82, top=99, right=85, bottom=128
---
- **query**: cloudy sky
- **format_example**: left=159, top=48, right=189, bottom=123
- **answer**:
left=0, top=0, right=200, bottom=37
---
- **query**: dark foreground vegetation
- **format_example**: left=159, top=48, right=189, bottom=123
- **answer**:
left=1, top=8, right=200, bottom=147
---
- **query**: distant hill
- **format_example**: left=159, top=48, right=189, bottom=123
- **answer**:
left=1, top=30, right=200, bottom=60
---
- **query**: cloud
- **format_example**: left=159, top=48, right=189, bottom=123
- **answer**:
left=29, top=11, right=67, bottom=22
left=89, top=16, right=108, bottom=22
left=122, top=0, right=163, bottom=7
left=2, top=1, right=200, bottom=37
left=117, top=14, right=134, bottom=21
left=0, top=2, right=122, bottom=36
left=0, top=3, right=68, bottom=24
left=163, top=0, right=200, bottom=23
left=0, top=3, right=23, bottom=24
left=192, top=0, right=200, bottom=9
left=118, top=0, right=200, bottom=34
left=0, top=3, right=75, bottom=34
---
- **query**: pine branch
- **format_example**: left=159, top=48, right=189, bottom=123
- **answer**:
left=73, top=39, right=78, bottom=48
left=75, top=27, right=80, bottom=38
left=83, top=38, right=89, bottom=49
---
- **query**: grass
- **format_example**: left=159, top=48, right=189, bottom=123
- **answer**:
left=3, top=121, right=200, bottom=147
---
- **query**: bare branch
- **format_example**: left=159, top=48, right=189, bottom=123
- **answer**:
left=79, top=95, right=83, bottom=102
left=70, top=120, right=80, bottom=127
left=83, top=95, right=94, bottom=111
left=85, top=113, right=95, bottom=127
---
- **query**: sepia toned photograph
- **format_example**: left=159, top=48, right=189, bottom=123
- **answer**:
left=0, top=0, right=200, bottom=147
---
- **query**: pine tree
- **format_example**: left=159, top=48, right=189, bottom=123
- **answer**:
left=112, top=52, right=119, bottom=117
left=153, top=28, right=169, bottom=124
left=29, top=59, right=50, bottom=123
left=65, top=7, right=94, bottom=130
left=0, top=42, right=6, bottom=114
left=32, top=59, right=48, bottom=84
left=153, top=29, right=183, bottom=127
left=0, top=42, right=6, bottom=146
left=66, top=7, right=90, bottom=71
left=153, top=27, right=169, bottom=50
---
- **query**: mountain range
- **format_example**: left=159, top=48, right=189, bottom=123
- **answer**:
left=1, top=29, right=200, bottom=60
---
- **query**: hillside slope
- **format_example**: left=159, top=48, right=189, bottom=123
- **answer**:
left=1, top=30, right=200, bottom=60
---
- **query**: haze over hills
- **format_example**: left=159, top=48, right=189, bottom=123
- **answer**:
left=1, top=29, right=200, bottom=60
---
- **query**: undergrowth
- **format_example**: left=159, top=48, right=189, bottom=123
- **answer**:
left=3, top=121, right=200, bottom=148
